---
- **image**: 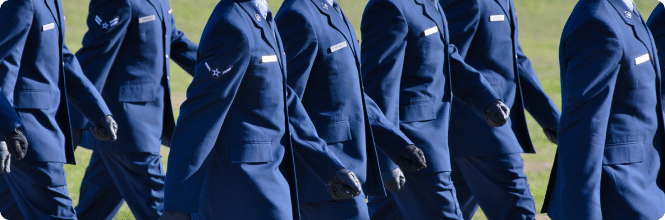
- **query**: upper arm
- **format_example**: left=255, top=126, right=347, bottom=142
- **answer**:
left=0, top=0, right=34, bottom=92
left=275, top=9, right=318, bottom=97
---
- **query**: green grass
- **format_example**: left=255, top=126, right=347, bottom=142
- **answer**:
left=59, top=0, right=661, bottom=219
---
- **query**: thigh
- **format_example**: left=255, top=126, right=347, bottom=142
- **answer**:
left=0, top=175, right=24, bottom=220
left=76, top=151, right=124, bottom=220
left=392, top=172, right=462, bottom=220
left=367, top=195, right=404, bottom=220
left=300, top=195, right=369, bottom=220
left=4, top=160, right=76, bottom=220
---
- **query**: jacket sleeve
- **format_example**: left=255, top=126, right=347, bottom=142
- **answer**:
left=364, top=93, right=413, bottom=163
left=439, top=0, right=480, bottom=58
left=360, top=0, right=408, bottom=172
left=286, top=86, right=345, bottom=184
left=515, top=43, right=560, bottom=129
left=68, top=0, right=131, bottom=128
left=553, top=18, right=620, bottom=219
left=63, top=45, right=112, bottom=128
left=448, top=45, right=500, bottom=116
left=163, top=19, right=251, bottom=213
left=0, top=0, right=33, bottom=103
left=169, top=10, right=198, bottom=76
left=275, top=9, right=318, bottom=98
left=0, top=89, right=21, bottom=139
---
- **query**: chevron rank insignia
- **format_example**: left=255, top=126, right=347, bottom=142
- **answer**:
left=95, top=15, right=119, bottom=31
left=205, top=62, right=230, bottom=78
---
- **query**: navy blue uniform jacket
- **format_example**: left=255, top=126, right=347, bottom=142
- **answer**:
left=440, top=0, right=560, bottom=157
left=361, top=0, right=501, bottom=173
left=275, top=0, right=414, bottom=203
left=544, top=0, right=665, bottom=219
left=71, top=0, right=198, bottom=152
left=0, top=0, right=111, bottom=164
left=0, top=90, right=21, bottom=139
left=164, top=0, right=345, bottom=215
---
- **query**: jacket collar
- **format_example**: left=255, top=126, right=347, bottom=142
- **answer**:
left=238, top=0, right=285, bottom=69
left=414, top=0, right=446, bottom=43
left=309, top=0, right=359, bottom=58
left=608, top=0, right=657, bottom=68
left=146, top=0, right=165, bottom=21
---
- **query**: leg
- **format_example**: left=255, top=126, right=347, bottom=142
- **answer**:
left=451, top=156, right=479, bottom=220
left=75, top=150, right=124, bottom=220
left=0, top=175, right=24, bottom=220
left=300, top=194, right=369, bottom=220
left=367, top=195, right=404, bottom=220
left=100, top=152, right=165, bottom=220
left=3, top=160, right=77, bottom=219
left=454, top=153, right=536, bottom=220
left=391, top=172, right=463, bottom=220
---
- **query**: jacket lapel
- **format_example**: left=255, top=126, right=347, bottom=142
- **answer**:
left=238, top=0, right=285, bottom=69
left=146, top=0, right=165, bottom=21
left=310, top=0, right=358, bottom=57
left=608, top=0, right=657, bottom=69
left=494, top=0, right=511, bottom=22
left=414, top=0, right=446, bottom=44
left=43, top=0, right=60, bottom=27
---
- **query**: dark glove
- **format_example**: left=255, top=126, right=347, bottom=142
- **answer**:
left=396, top=145, right=427, bottom=172
left=0, top=141, right=10, bottom=173
left=543, top=124, right=558, bottom=145
left=382, top=168, right=405, bottom=192
left=5, top=128, right=28, bottom=160
left=485, top=100, right=510, bottom=127
left=91, top=115, right=118, bottom=142
left=160, top=211, right=192, bottom=220
left=327, top=168, right=362, bottom=200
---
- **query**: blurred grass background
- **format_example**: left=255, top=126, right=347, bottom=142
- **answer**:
left=60, top=0, right=661, bottom=219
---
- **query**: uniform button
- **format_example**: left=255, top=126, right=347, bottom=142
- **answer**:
left=165, top=54, right=169, bottom=59
left=515, top=55, right=518, bottom=59
left=167, top=76, right=170, bottom=80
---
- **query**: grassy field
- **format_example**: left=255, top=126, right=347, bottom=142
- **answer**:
left=59, top=0, right=661, bottom=219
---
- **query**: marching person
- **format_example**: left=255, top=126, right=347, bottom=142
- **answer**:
left=439, top=0, right=561, bottom=219
left=161, top=0, right=363, bottom=219
left=361, top=0, right=511, bottom=218
left=543, top=0, right=665, bottom=219
left=0, top=0, right=117, bottom=218
left=275, top=0, right=427, bottom=218
left=69, top=0, right=198, bottom=218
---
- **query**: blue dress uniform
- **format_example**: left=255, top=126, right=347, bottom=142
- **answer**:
left=0, top=0, right=112, bottom=218
left=275, top=0, right=414, bottom=218
left=542, top=0, right=665, bottom=219
left=163, top=0, right=350, bottom=219
left=439, top=0, right=561, bottom=219
left=0, top=90, right=21, bottom=140
left=361, top=0, right=503, bottom=219
left=68, top=0, right=197, bottom=218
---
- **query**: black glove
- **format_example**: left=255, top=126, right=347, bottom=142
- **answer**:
left=5, top=128, right=28, bottom=160
left=327, top=168, right=362, bottom=200
left=382, top=168, right=405, bottom=192
left=0, top=141, right=10, bottom=173
left=396, top=145, right=427, bottom=172
left=91, top=115, right=118, bottom=142
left=543, top=124, right=558, bottom=145
left=485, top=100, right=510, bottom=127
left=160, top=211, right=192, bottom=220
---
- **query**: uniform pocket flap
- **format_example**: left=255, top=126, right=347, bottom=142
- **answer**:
left=315, top=121, right=352, bottom=144
left=14, top=90, right=50, bottom=109
left=603, top=141, right=644, bottom=165
left=118, top=82, right=156, bottom=102
left=400, top=101, right=436, bottom=122
left=229, top=142, right=274, bottom=163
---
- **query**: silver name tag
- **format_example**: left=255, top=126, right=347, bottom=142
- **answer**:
left=261, top=55, right=278, bottom=63
left=42, top=23, right=55, bottom=31
left=635, top=54, right=650, bottom=65
left=424, top=26, right=438, bottom=36
left=330, top=41, right=348, bottom=53
left=139, top=15, right=156, bottom=24
left=490, top=15, right=505, bottom=22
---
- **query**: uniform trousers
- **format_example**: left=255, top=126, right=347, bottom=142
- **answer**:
left=0, top=160, right=76, bottom=220
left=75, top=150, right=165, bottom=220
left=451, top=153, right=536, bottom=220
left=300, top=193, right=369, bottom=220
left=368, top=171, right=462, bottom=220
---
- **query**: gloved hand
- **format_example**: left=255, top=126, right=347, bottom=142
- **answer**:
left=543, top=124, right=558, bottom=145
left=160, top=211, right=192, bottom=220
left=0, top=141, right=10, bottom=173
left=91, top=115, right=118, bottom=142
left=5, top=128, right=28, bottom=160
left=396, top=145, right=426, bottom=172
left=382, top=168, right=405, bottom=192
left=485, top=100, right=510, bottom=127
left=327, top=168, right=362, bottom=200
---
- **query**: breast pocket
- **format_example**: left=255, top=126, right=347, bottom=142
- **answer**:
left=229, top=142, right=274, bottom=164
left=400, top=101, right=436, bottom=123
left=13, top=90, right=51, bottom=109
left=603, top=141, right=644, bottom=165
